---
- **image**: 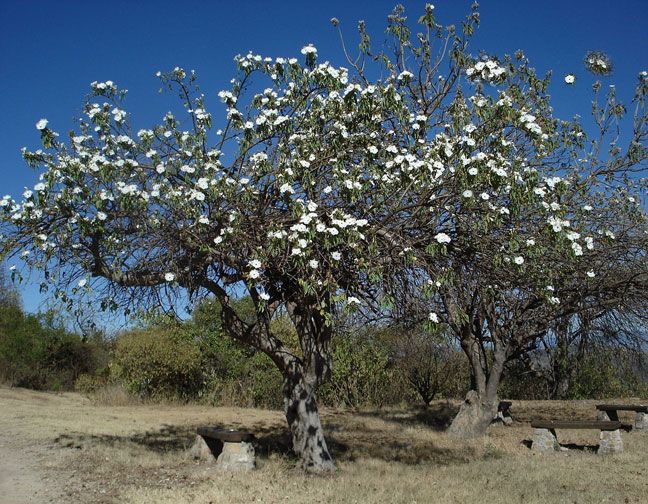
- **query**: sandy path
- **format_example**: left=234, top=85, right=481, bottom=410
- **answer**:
left=0, top=433, right=64, bottom=504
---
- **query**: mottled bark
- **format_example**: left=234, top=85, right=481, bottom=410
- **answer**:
left=283, top=366, right=335, bottom=472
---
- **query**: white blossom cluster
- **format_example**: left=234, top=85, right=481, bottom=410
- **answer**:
left=465, top=60, right=506, bottom=83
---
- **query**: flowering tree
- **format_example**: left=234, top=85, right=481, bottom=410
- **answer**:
left=359, top=6, right=648, bottom=436
left=2, top=2, right=647, bottom=461
left=0, top=44, right=419, bottom=469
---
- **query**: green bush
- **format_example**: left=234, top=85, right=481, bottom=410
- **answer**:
left=0, top=303, right=104, bottom=390
left=113, top=327, right=205, bottom=400
left=320, top=334, right=394, bottom=408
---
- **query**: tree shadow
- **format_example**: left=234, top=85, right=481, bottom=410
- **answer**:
left=54, top=424, right=197, bottom=454
left=521, top=439, right=598, bottom=452
left=353, top=402, right=459, bottom=431
left=52, top=406, right=478, bottom=467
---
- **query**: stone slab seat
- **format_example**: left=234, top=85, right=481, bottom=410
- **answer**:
left=596, top=404, right=648, bottom=430
left=197, top=427, right=255, bottom=443
left=190, top=427, right=256, bottom=471
left=530, top=419, right=632, bottom=455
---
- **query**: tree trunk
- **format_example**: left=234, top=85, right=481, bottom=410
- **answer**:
left=283, top=367, right=335, bottom=472
left=447, top=389, right=499, bottom=438
left=448, top=331, right=505, bottom=438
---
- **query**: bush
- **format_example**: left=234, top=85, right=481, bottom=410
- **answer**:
left=75, top=373, right=107, bottom=394
left=385, top=329, right=470, bottom=405
left=320, top=334, right=394, bottom=408
left=0, top=304, right=105, bottom=390
left=113, top=327, right=205, bottom=400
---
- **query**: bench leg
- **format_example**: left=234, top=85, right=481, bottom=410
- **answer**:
left=492, top=411, right=513, bottom=426
left=597, top=410, right=619, bottom=421
left=532, top=428, right=559, bottom=452
left=635, top=412, right=648, bottom=431
left=598, top=429, right=623, bottom=455
left=216, top=441, right=256, bottom=471
left=190, top=434, right=218, bottom=462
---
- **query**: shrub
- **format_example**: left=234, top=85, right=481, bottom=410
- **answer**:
left=113, top=327, right=204, bottom=400
left=0, top=304, right=104, bottom=390
left=320, top=334, right=394, bottom=408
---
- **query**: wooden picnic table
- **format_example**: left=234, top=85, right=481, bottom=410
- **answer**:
left=596, top=404, right=648, bottom=430
left=530, top=419, right=632, bottom=455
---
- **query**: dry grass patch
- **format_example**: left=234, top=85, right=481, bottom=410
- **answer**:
left=1, top=388, right=646, bottom=504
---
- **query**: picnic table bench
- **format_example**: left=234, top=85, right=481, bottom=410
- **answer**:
left=493, top=400, right=514, bottom=426
left=530, top=419, right=632, bottom=455
left=596, top=404, right=648, bottom=430
left=190, top=427, right=255, bottom=471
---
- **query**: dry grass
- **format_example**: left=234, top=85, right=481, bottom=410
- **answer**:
left=1, top=387, right=647, bottom=504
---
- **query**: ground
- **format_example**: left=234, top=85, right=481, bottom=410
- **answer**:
left=0, top=387, right=646, bottom=503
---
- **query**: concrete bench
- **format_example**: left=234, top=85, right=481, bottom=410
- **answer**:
left=530, top=419, right=632, bottom=455
left=493, top=400, right=513, bottom=426
left=190, top=427, right=255, bottom=471
left=596, top=404, right=648, bottom=430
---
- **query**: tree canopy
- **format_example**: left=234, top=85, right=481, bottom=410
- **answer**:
left=2, top=3, right=647, bottom=467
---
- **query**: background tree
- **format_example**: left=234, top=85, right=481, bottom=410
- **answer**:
left=335, top=6, right=648, bottom=436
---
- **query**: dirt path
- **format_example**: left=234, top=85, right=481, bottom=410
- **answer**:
left=0, top=433, right=65, bottom=504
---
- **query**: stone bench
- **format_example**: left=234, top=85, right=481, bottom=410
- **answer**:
left=493, top=400, right=513, bottom=426
left=596, top=404, right=648, bottom=430
left=530, top=420, right=632, bottom=455
left=190, top=427, right=255, bottom=471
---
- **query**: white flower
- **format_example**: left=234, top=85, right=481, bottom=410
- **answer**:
left=331, top=251, right=342, bottom=261
left=564, top=74, right=576, bottom=84
left=259, top=292, right=270, bottom=301
left=428, top=312, right=439, bottom=323
left=301, top=44, right=317, bottom=55
left=309, top=259, right=319, bottom=269
left=279, top=183, right=294, bottom=194
left=36, top=119, right=48, bottom=130
left=248, top=259, right=262, bottom=269
left=77, top=279, right=87, bottom=287
left=584, top=236, right=594, bottom=250
left=434, top=233, right=451, bottom=244
left=164, top=272, right=176, bottom=282
left=549, top=296, right=560, bottom=305
left=586, top=271, right=596, bottom=278
left=513, top=256, right=524, bottom=265
left=462, top=190, right=473, bottom=198
left=571, top=242, right=583, bottom=256
left=97, top=212, right=107, bottom=221
left=249, top=269, right=260, bottom=279
left=347, top=296, right=361, bottom=305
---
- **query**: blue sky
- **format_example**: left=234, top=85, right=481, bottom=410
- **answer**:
left=1, top=0, right=646, bottom=317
